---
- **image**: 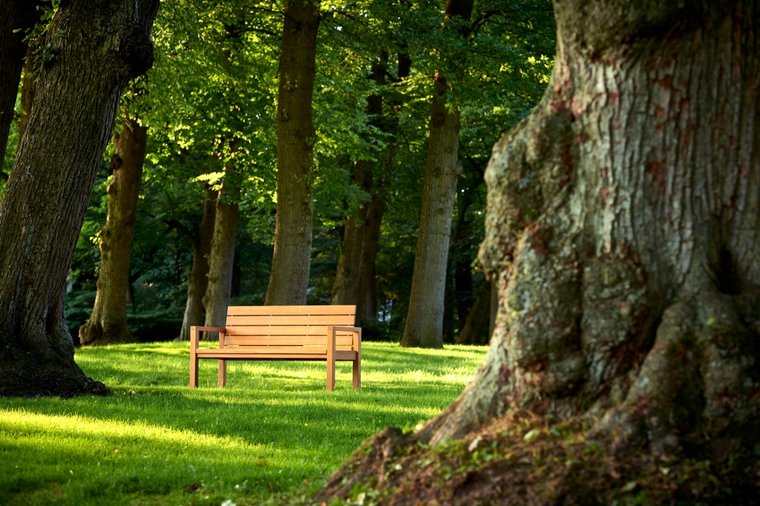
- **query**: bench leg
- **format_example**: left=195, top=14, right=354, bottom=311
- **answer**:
left=218, top=359, right=227, bottom=387
left=326, top=326, right=336, bottom=390
left=352, top=358, right=361, bottom=390
left=189, top=353, right=199, bottom=388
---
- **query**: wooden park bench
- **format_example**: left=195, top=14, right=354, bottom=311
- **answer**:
left=189, top=305, right=361, bottom=390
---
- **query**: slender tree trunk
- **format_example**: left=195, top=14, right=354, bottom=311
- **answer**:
left=401, top=0, right=473, bottom=348
left=320, top=2, right=760, bottom=503
left=0, top=0, right=158, bottom=397
left=203, top=179, right=239, bottom=330
left=357, top=185, right=385, bottom=321
left=0, top=1, right=40, bottom=169
left=265, top=0, right=320, bottom=305
left=346, top=52, right=411, bottom=323
left=455, top=280, right=491, bottom=345
left=332, top=60, right=386, bottom=318
left=179, top=188, right=216, bottom=340
left=79, top=117, right=147, bottom=346
left=331, top=159, right=371, bottom=307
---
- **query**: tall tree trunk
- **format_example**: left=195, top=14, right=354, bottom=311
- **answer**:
left=179, top=188, right=216, bottom=341
left=401, top=0, right=473, bottom=349
left=332, top=59, right=386, bottom=318
left=0, top=0, right=158, bottom=397
left=203, top=179, right=239, bottom=330
left=79, top=117, right=147, bottom=346
left=320, top=2, right=760, bottom=503
left=265, top=0, right=320, bottom=305
left=0, top=1, right=40, bottom=170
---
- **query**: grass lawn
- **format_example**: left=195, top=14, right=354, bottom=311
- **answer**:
left=0, top=341, right=486, bottom=505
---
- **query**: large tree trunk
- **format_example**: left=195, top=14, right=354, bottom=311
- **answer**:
left=424, top=0, right=760, bottom=449
left=79, top=117, right=147, bottom=346
left=0, top=0, right=158, bottom=397
left=178, top=188, right=216, bottom=341
left=320, top=1, right=760, bottom=503
left=265, top=0, right=320, bottom=305
left=400, top=0, right=473, bottom=348
left=0, top=1, right=40, bottom=170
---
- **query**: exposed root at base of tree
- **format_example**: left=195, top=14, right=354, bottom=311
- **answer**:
left=317, top=412, right=760, bottom=505
left=0, top=349, right=110, bottom=398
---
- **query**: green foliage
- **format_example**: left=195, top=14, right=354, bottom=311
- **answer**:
left=57, top=0, right=556, bottom=336
left=0, top=341, right=487, bottom=505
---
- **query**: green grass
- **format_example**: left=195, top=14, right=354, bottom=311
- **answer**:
left=0, top=341, right=486, bottom=505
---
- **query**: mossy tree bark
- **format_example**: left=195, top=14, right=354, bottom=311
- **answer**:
left=79, top=117, right=147, bottom=346
left=265, top=0, right=320, bottom=305
left=321, top=1, right=759, bottom=502
left=0, top=0, right=158, bottom=397
left=401, top=0, right=473, bottom=348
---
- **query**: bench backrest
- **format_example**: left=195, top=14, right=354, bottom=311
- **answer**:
left=224, top=305, right=357, bottom=348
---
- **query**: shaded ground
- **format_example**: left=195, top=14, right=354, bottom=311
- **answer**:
left=0, top=349, right=109, bottom=397
left=317, top=412, right=760, bottom=505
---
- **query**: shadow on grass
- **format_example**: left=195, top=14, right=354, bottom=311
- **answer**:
left=0, top=341, right=486, bottom=505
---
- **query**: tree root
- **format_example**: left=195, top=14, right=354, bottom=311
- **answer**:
left=0, top=348, right=109, bottom=397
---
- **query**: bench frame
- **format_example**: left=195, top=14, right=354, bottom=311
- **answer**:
left=189, top=305, right=361, bottom=390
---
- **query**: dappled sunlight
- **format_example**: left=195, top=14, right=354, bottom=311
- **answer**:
left=0, top=409, right=256, bottom=451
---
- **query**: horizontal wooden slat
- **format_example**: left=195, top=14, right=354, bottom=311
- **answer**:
left=226, top=325, right=358, bottom=336
left=225, top=335, right=356, bottom=346
left=226, top=305, right=356, bottom=317
left=226, top=314, right=356, bottom=326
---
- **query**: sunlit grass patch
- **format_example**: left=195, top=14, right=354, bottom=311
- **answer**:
left=0, top=341, right=486, bottom=505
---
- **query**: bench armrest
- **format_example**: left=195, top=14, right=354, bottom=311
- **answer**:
left=192, top=326, right=227, bottom=333
left=189, top=325, right=227, bottom=349
left=332, top=325, right=361, bottom=333
left=329, top=325, right=362, bottom=351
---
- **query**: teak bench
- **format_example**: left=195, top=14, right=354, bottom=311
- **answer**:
left=189, top=305, right=361, bottom=390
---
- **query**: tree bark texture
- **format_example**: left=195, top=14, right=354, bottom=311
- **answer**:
left=179, top=188, right=216, bottom=341
left=0, top=0, right=158, bottom=396
left=0, top=1, right=40, bottom=169
left=401, top=0, right=473, bottom=348
left=265, top=0, right=320, bottom=305
left=203, top=178, right=240, bottom=331
left=79, top=117, right=147, bottom=346
left=419, top=1, right=760, bottom=456
left=17, top=45, right=37, bottom=146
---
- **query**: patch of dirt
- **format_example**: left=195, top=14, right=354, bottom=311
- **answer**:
left=316, top=412, right=760, bottom=505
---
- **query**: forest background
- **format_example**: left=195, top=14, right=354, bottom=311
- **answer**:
left=0, top=0, right=555, bottom=347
